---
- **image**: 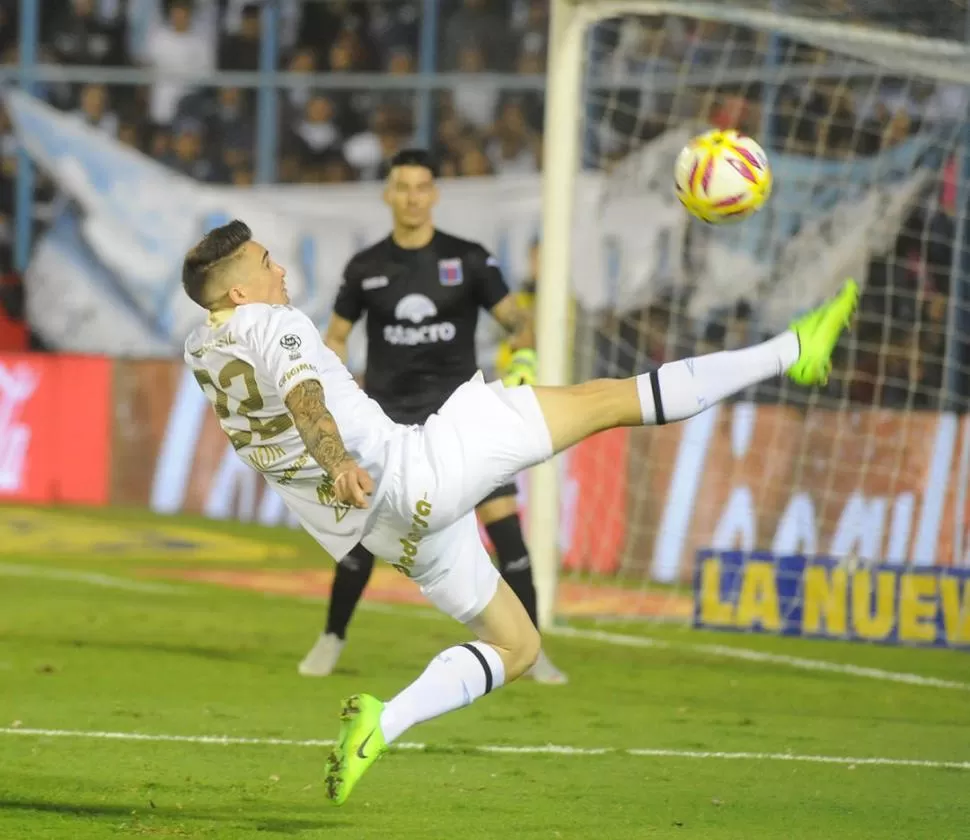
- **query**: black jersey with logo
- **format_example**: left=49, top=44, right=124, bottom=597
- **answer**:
left=332, top=229, right=510, bottom=424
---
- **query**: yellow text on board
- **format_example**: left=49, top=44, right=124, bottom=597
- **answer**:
left=697, top=557, right=970, bottom=646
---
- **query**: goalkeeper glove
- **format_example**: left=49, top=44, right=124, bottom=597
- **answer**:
left=502, top=348, right=538, bottom=387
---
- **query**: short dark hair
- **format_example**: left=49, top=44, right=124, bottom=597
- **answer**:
left=389, top=148, right=437, bottom=177
left=182, top=219, right=252, bottom=308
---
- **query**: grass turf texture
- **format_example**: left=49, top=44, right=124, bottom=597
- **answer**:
left=1, top=505, right=969, bottom=839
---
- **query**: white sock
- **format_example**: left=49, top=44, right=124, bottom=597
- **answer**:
left=378, top=641, right=506, bottom=745
left=637, top=331, right=800, bottom=425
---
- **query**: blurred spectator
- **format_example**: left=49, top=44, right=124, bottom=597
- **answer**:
left=434, top=104, right=469, bottom=165
left=222, top=0, right=300, bottom=51
left=306, top=149, right=357, bottom=184
left=212, top=85, right=254, bottom=147
left=344, top=105, right=409, bottom=179
left=513, top=40, right=545, bottom=131
left=298, top=2, right=378, bottom=69
left=143, top=0, right=215, bottom=126
left=458, top=145, right=492, bottom=177
left=0, top=1, right=18, bottom=60
left=219, top=3, right=260, bottom=71
left=378, top=46, right=417, bottom=113
left=291, top=93, right=343, bottom=157
left=231, top=166, right=254, bottom=186
left=369, top=1, right=419, bottom=58
left=442, top=0, right=510, bottom=71
left=325, top=30, right=372, bottom=136
left=72, top=83, right=120, bottom=137
left=175, top=86, right=254, bottom=154
left=117, top=121, right=146, bottom=151
left=486, top=98, right=539, bottom=175
left=161, top=117, right=227, bottom=182
left=45, top=0, right=126, bottom=66
left=452, top=42, right=500, bottom=130
left=512, top=0, right=547, bottom=47
left=282, top=47, right=319, bottom=124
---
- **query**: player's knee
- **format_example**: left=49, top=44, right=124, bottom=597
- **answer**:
left=507, top=623, right=541, bottom=681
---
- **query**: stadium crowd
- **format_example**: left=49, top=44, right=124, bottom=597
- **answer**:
left=0, top=0, right=965, bottom=409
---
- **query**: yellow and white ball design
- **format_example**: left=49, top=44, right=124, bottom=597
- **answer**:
left=674, top=129, right=773, bottom=224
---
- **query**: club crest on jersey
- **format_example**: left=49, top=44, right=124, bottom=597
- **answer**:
left=280, top=333, right=302, bottom=360
left=438, top=258, right=463, bottom=286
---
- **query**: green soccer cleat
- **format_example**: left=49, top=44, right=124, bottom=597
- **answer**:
left=787, top=279, right=860, bottom=387
left=324, top=693, right=388, bottom=806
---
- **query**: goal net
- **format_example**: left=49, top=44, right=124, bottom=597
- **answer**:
left=534, top=1, right=970, bottom=630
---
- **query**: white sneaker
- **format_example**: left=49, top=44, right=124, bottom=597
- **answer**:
left=298, top=632, right=345, bottom=677
left=525, top=648, right=568, bottom=685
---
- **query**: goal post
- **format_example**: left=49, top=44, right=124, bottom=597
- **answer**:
left=530, top=0, right=970, bottom=631
left=531, top=0, right=588, bottom=632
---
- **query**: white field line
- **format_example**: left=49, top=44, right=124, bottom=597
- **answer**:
left=0, top=563, right=186, bottom=594
left=548, top=626, right=970, bottom=691
left=1, top=727, right=968, bottom=771
left=5, top=563, right=966, bottom=693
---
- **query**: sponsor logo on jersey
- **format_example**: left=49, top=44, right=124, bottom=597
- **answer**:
left=362, top=275, right=390, bottom=290
left=383, top=323, right=457, bottom=345
left=279, top=333, right=302, bottom=360
left=247, top=443, right=287, bottom=472
left=438, top=258, right=463, bottom=286
left=386, top=294, right=456, bottom=346
left=277, top=451, right=310, bottom=486
left=393, top=497, right=432, bottom=577
left=394, top=294, right=438, bottom=324
left=278, top=362, right=316, bottom=390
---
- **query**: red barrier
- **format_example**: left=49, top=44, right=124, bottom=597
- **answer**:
left=0, top=354, right=112, bottom=505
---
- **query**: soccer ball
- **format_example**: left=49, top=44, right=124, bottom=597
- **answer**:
left=674, top=129, right=772, bottom=224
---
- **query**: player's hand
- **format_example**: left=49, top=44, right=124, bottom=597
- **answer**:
left=333, top=460, right=374, bottom=509
left=502, top=348, right=538, bottom=387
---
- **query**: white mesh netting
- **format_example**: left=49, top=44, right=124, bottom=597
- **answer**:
left=552, top=3, right=970, bottom=625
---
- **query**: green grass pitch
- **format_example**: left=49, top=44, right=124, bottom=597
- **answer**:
left=1, top=505, right=969, bottom=839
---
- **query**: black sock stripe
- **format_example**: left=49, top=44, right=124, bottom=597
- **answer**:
left=461, top=643, right=494, bottom=694
left=649, top=369, right=666, bottom=426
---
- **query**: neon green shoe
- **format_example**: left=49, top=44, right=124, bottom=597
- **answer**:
left=787, top=279, right=860, bottom=387
left=324, top=693, right=388, bottom=806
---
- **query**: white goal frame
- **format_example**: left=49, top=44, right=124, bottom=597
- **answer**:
left=529, top=0, right=970, bottom=630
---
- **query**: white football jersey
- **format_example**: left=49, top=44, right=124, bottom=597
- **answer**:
left=183, top=303, right=400, bottom=559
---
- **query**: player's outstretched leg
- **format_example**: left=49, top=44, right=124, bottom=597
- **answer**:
left=532, top=280, right=858, bottom=454
left=321, top=282, right=858, bottom=806
left=324, top=579, right=536, bottom=806
left=299, top=545, right=375, bottom=676
left=477, top=489, right=567, bottom=685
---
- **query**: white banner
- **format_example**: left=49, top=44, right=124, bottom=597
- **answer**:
left=5, top=91, right=943, bottom=356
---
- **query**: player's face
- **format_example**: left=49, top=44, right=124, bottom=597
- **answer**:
left=226, top=241, right=289, bottom=306
left=384, top=165, right=437, bottom=228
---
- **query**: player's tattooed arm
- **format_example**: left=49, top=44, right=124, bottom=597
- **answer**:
left=285, top=380, right=373, bottom=507
left=491, top=294, right=535, bottom=351
left=285, top=380, right=353, bottom=476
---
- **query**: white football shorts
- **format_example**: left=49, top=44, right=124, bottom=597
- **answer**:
left=360, top=374, right=553, bottom=623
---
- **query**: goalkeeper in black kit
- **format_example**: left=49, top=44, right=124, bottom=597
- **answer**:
left=298, top=148, right=567, bottom=684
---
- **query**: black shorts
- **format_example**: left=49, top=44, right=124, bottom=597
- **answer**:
left=479, top=482, right=518, bottom=505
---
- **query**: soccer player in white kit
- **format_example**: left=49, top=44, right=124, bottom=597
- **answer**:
left=182, top=220, right=858, bottom=806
